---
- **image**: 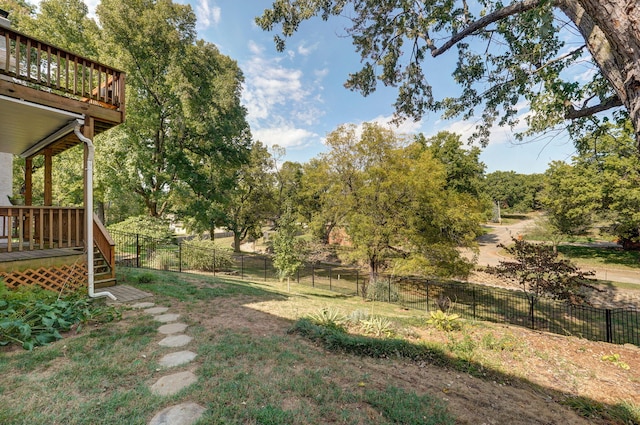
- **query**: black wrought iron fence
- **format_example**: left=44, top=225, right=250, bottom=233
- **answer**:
left=110, top=229, right=639, bottom=346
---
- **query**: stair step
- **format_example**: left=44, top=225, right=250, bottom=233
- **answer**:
left=94, top=277, right=116, bottom=288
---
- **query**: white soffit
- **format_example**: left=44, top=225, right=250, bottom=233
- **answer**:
left=0, top=94, right=84, bottom=155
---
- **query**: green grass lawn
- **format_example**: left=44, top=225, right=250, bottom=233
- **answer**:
left=0, top=268, right=637, bottom=425
left=557, top=245, right=640, bottom=269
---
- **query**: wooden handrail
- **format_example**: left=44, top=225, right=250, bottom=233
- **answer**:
left=0, top=26, right=125, bottom=111
left=93, top=213, right=115, bottom=279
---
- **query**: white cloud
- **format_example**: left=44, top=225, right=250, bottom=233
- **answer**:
left=431, top=111, right=533, bottom=147
left=195, top=0, right=221, bottom=30
left=242, top=40, right=327, bottom=131
left=297, top=41, right=318, bottom=56
left=248, top=40, right=263, bottom=55
left=368, top=114, right=424, bottom=135
left=254, top=126, right=317, bottom=149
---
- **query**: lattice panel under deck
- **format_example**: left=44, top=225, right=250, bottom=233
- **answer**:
left=1, top=263, right=88, bottom=294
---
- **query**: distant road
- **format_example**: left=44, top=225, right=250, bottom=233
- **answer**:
left=472, top=219, right=640, bottom=285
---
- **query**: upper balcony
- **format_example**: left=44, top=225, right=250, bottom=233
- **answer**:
left=0, top=23, right=125, bottom=158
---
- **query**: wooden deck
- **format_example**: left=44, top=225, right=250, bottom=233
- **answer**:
left=0, top=247, right=83, bottom=263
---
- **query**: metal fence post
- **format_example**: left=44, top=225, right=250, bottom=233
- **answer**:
left=388, top=276, right=391, bottom=302
left=297, top=267, right=300, bottom=284
left=425, top=280, right=429, bottom=312
left=530, top=298, right=535, bottom=330
left=241, top=255, right=244, bottom=279
left=136, top=234, right=140, bottom=268
left=179, top=242, right=182, bottom=273
left=606, top=309, right=613, bottom=343
left=472, top=287, right=477, bottom=320
left=213, top=249, right=216, bottom=277
left=356, top=270, right=359, bottom=296
left=264, top=257, right=267, bottom=281
left=312, top=265, right=315, bottom=287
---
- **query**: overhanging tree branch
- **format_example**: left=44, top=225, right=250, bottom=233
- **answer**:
left=565, top=95, right=623, bottom=119
left=431, top=0, right=551, bottom=57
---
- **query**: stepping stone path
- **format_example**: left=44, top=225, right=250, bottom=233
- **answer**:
left=129, top=301, right=206, bottom=425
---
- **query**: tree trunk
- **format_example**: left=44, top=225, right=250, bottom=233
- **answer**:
left=369, top=257, right=377, bottom=283
left=560, top=0, right=640, bottom=147
left=233, top=232, right=242, bottom=252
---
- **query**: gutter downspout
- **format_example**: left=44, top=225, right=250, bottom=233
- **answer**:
left=74, top=121, right=116, bottom=301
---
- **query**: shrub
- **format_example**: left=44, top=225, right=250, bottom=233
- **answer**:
left=182, top=239, right=233, bottom=272
left=289, top=318, right=448, bottom=364
left=366, top=279, right=399, bottom=302
left=149, top=249, right=178, bottom=270
left=426, top=310, right=462, bottom=332
left=108, top=215, right=175, bottom=243
left=307, top=308, right=348, bottom=332
left=347, top=309, right=370, bottom=324
left=359, top=316, right=395, bottom=338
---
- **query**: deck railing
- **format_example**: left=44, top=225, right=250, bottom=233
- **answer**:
left=0, top=206, right=85, bottom=252
left=0, top=26, right=125, bottom=110
left=93, top=213, right=115, bottom=280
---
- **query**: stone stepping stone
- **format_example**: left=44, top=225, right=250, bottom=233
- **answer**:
left=159, top=334, right=192, bottom=348
left=148, top=402, right=205, bottom=425
left=131, top=302, right=155, bottom=309
left=154, top=313, right=180, bottom=323
left=145, top=306, right=169, bottom=315
left=150, top=371, right=198, bottom=396
left=159, top=350, right=197, bottom=368
left=158, top=323, right=188, bottom=335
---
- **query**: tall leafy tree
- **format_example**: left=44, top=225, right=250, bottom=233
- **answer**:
left=545, top=120, right=640, bottom=248
left=171, top=39, right=252, bottom=231
left=257, top=1, right=640, bottom=149
left=19, top=0, right=100, bottom=58
left=320, top=123, right=481, bottom=282
left=484, top=171, right=544, bottom=212
left=299, top=158, right=342, bottom=243
left=418, top=131, right=486, bottom=197
left=97, top=0, right=197, bottom=217
left=211, top=141, right=276, bottom=252
left=98, top=0, right=250, bottom=219
left=272, top=203, right=304, bottom=291
left=0, top=0, right=35, bottom=29
left=541, top=161, right=601, bottom=234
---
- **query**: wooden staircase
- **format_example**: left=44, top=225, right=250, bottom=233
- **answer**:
left=93, top=214, right=116, bottom=288
left=93, top=247, right=116, bottom=288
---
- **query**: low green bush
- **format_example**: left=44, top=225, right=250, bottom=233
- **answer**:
left=108, top=215, right=175, bottom=243
left=366, top=279, right=400, bottom=302
left=307, top=308, right=348, bottom=332
left=0, top=283, right=121, bottom=350
left=289, top=318, right=447, bottom=364
left=426, top=310, right=462, bottom=331
left=182, top=239, right=233, bottom=272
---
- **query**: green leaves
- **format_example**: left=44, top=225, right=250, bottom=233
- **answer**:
left=487, top=237, right=595, bottom=304
left=257, top=0, right=635, bottom=147
left=0, top=286, right=121, bottom=350
left=314, top=123, right=480, bottom=281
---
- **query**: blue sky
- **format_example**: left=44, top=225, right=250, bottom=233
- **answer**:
left=80, top=0, right=579, bottom=173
